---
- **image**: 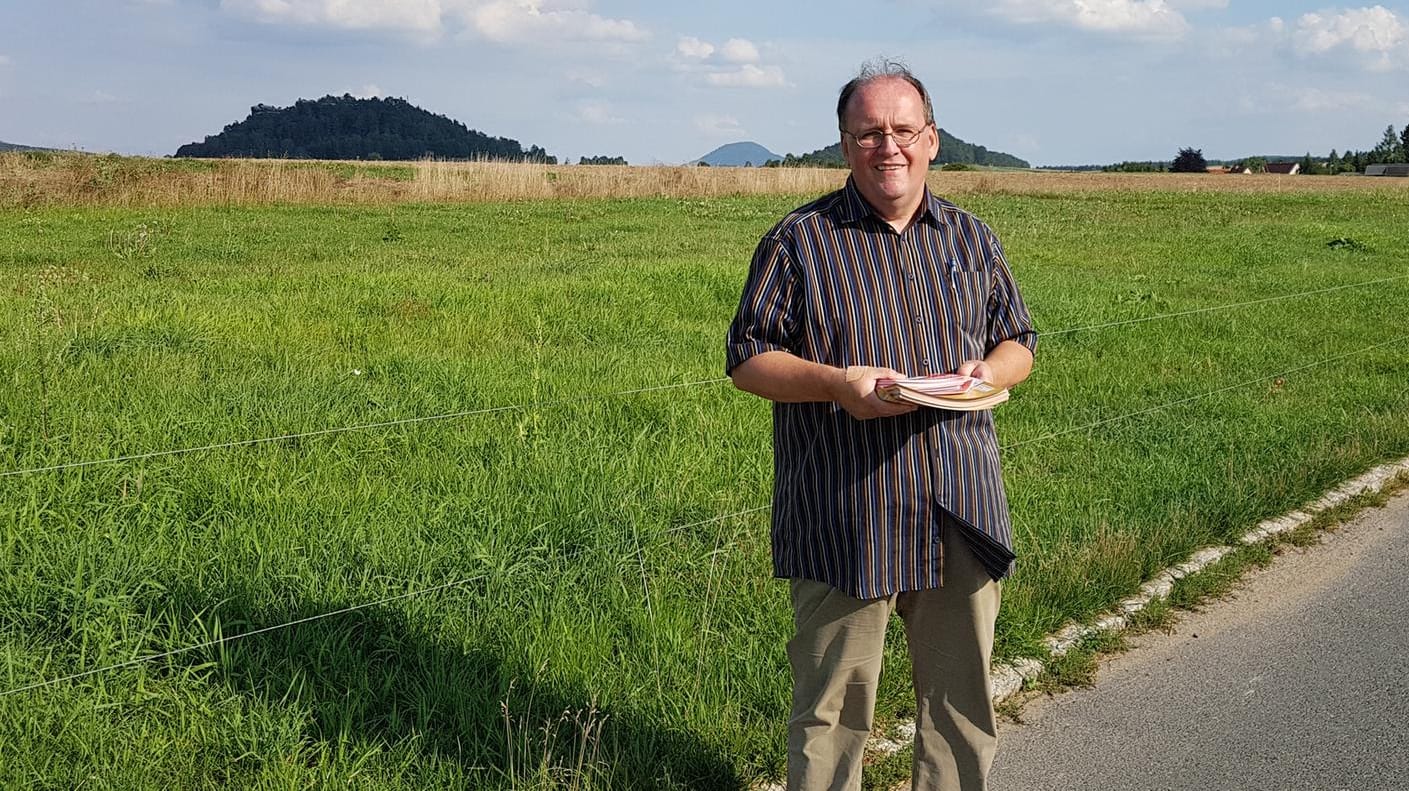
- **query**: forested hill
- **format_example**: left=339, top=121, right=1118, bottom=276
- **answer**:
left=779, top=128, right=1028, bottom=168
left=175, top=95, right=555, bottom=162
left=0, top=140, right=56, bottom=153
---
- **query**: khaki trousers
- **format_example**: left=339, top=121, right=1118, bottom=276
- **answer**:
left=786, top=528, right=1001, bottom=791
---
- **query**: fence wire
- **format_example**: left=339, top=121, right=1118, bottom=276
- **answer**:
left=1041, top=273, right=1409, bottom=338
left=6, top=273, right=1401, bottom=480
left=6, top=333, right=1403, bottom=699
left=0, top=378, right=729, bottom=479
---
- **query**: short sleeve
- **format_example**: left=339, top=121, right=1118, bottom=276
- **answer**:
left=725, top=234, right=801, bottom=375
left=985, top=230, right=1038, bottom=356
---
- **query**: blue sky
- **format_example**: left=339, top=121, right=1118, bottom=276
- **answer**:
left=3, top=1, right=1407, bottom=165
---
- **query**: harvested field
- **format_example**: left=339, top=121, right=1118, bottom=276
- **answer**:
left=3, top=151, right=1406, bottom=208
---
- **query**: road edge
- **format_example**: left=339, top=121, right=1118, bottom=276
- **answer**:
left=869, top=456, right=1409, bottom=759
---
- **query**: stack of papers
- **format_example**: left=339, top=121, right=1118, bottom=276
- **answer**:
left=875, top=374, right=1010, bottom=411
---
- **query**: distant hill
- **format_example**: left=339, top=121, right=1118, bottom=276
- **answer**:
left=0, top=140, right=57, bottom=153
left=779, top=128, right=1029, bottom=169
left=693, top=141, right=783, bottom=167
left=175, top=94, right=555, bottom=162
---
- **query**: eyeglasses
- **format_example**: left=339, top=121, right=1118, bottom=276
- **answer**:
left=841, top=124, right=932, bottom=149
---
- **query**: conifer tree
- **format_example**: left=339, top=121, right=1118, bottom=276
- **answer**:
left=1370, top=125, right=1400, bottom=164
left=1171, top=147, right=1207, bottom=173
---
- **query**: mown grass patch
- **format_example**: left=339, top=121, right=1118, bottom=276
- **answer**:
left=2, top=188, right=1407, bottom=788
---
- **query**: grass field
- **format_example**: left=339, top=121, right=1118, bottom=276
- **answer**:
left=2, top=161, right=1408, bottom=788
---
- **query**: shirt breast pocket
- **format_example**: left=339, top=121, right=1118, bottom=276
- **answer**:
left=946, top=270, right=988, bottom=319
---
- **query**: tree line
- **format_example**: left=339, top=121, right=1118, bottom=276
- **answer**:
left=175, top=95, right=555, bottom=163
left=1106, top=122, right=1409, bottom=174
left=1316, top=124, right=1409, bottom=174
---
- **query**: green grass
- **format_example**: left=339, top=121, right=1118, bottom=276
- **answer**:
left=2, top=189, right=1407, bottom=788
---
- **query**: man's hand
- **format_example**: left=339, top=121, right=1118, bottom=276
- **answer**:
left=830, top=365, right=918, bottom=420
left=955, top=359, right=995, bottom=383
left=956, top=342, right=1034, bottom=390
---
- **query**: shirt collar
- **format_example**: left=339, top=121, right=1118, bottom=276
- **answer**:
left=837, top=176, right=942, bottom=229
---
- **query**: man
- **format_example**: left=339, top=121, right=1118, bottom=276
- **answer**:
left=724, top=61, right=1036, bottom=791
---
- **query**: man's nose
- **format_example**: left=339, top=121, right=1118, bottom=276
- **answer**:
left=876, top=132, right=903, bottom=154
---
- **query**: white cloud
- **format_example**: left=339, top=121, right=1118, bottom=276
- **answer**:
left=676, top=36, right=714, bottom=59
left=468, top=0, right=648, bottom=44
left=1234, top=7, right=1409, bottom=72
left=220, top=0, right=442, bottom=33
left=1290, top=6, right=1406, bottom=70
left=705, top=64, right=787, bottom=88
left=574, top=100, right=624, bottom=125
left=719, top=37, right=759, bottom=64
left=671, top=36, right=785, bottom=89
left=981, top=0, right=1190, bottom=38
left=695, top=114, right=745, bottom=136
left=220, top=0, right=648, bottom=45
left=0, top=55, right=11, bottom=67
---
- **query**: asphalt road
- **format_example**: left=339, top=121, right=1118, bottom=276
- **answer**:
left=989, top=491, right=1409, bottom=791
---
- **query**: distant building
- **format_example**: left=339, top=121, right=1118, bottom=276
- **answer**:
left=1365, top=164, right=1409, bottom=177
left=1264, top=162, right=1300, bottom=175
left=1226, top=165, right=1253, bottom=175
left=1206, top=166, right=1230, bottom=174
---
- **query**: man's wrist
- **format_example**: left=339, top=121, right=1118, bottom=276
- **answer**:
left=825, top=365, right=855, bottom=402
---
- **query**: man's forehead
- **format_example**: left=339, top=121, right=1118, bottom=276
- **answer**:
left=844, top=78, right=927, bottom=126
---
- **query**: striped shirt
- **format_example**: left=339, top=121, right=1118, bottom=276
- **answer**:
left=725, top=178, right=1037, bottom=597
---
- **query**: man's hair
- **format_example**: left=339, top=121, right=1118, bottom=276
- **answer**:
left=836, top=59, right=935, bottom=130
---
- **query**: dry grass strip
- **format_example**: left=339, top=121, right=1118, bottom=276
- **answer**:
left=5, top=152, right=1407, bottom=208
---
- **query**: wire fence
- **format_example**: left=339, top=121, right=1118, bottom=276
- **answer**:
left=4, top=274, right=1399, bottom=480
left=5, top=328, right=1404, bottom=699
left=1040, top=273, right=1409, bottom=338
left=1000, top=335, right=1407, bottom=450
left=0, top=378, right=729, bottom=479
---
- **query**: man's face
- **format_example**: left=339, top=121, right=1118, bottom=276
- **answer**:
left=840, top=77, right=939, bottom=221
